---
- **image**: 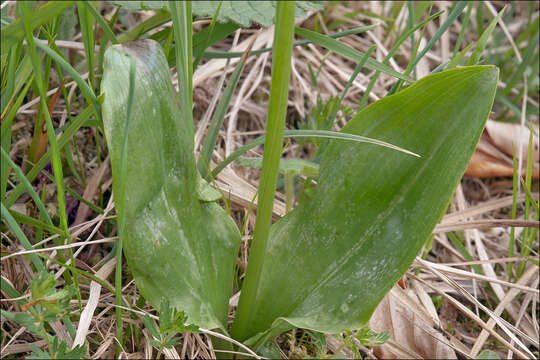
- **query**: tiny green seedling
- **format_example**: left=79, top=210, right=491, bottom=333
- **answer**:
left=142, top=299, right=199, bottom=359
left=1, top=272, right=86, bottom=359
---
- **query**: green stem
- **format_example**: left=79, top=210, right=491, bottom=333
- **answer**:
left=231, top=1, right=296, bottom=342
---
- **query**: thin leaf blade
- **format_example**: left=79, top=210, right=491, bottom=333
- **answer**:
left=294, top=27, right=414, bottom=82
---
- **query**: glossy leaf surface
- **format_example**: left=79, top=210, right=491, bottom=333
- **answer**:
left=101, top=40, right=241, bottom=332
left=237, top=66, right=498, bottom=345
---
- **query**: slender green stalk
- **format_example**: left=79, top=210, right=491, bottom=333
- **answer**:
left=193, top=0, right=222, bottom=71
left=231, top=1, right=296, bottom=341
left=77, top=1, right=95, bottom=90
left=21, top=3, right=75, bottom=278
left=82, top=1, right=119, bottom=45
left=452, top=2, right=473, bottom=58
left=169, top=1, right=194, bottom=141
left=407, top=1, right=416, bottom=79
left=517, top=130, right=536, bottom=277
left=508, top=146, right=518, bottom=281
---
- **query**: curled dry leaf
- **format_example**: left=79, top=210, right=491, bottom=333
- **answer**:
left=369, top=285, right=456, bottom=359
left=465, top=120, right=539, bottom=178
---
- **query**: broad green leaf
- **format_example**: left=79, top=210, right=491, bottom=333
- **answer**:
left=0, top=1, right=75, bottom=54
left=235, top=66, right=498, bottom=346
left=109, top=1, right=323, bottom=26
left=101, top=39, right=241, bottom=332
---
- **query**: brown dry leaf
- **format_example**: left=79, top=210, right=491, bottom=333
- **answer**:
left=369, top=285, right=457, bottom=359
left=465, top=120, right=539, bottom=178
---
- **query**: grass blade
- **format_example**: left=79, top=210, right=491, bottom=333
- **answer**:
left=1, top=72, right=34, bottom=199
left=359, top=10, right=443, bottom=107
left=315, top=45, right=376, bottom=156
left=201, top=26, right=377, bottom=59
left=209, top=129, right=419, bottom=181
left=452, top=1, right=473, bottom=58
left=1, top=1, right=75, bottom=54
left=294, top=27, right=413, bottom=82
left=192, top=0, right=222, bottom=71
left=387, top=1, right=469, bottom=95
left=33, top=39, right=100, bottom=116
left=1, top=203, right=45, bottom=272
left=21, top=3, right=68, bottom=236
left=447, top=43, right=473, bottom=70
left=1, top=147, right=52, bottom=226
left=8, top=210, right=66, bottom=238
left=76, top=1, right=96, bottom=90
left=117, top=10, right=170, bottom=43
left=411, top=1, right=468, bottom=70
left=82, top=1, right=119, bottom=45
left=198, top=43, right=253, bottom=179
left=4, top=106, right=94, bottom=209
left=502, top=31, right=539, bottom=94
left=21, top=1, right=80, bottom=303
left=466, top=7, right=505, bottom=65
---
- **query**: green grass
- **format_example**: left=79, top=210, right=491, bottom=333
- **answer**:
left=1, top=1, right=537, bottom=358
